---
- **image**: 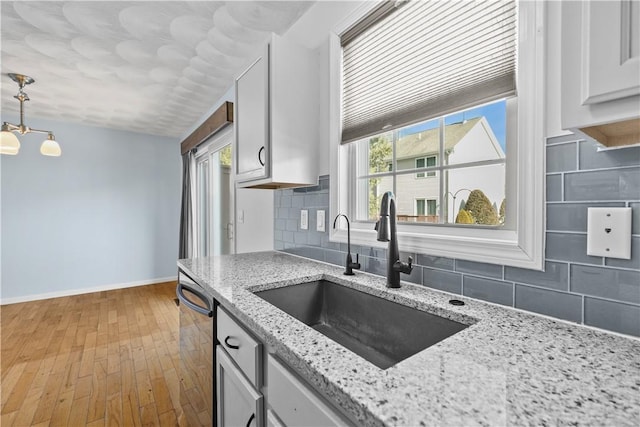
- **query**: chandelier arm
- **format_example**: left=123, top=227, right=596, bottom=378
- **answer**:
left=2, top=122, right=20, bottom=132
left=27, top=128, right=54, bottom=136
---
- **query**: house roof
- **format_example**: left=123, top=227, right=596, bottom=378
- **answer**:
left=393, top=117, right=481, bottom=160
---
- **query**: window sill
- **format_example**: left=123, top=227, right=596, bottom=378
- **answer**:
left=330, top=224, right=543, bottom=269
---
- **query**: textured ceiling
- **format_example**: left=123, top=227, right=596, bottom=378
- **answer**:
left=0, top=1, right=313, bottom=138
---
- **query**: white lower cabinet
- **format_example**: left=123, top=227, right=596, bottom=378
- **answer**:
left=266, top=355, right=350, bottom=427
left=216, top=346, right=263, bottom=427
left=266, top=409, right=285, bottom=427
left=215, top=307, right=353, bottom=427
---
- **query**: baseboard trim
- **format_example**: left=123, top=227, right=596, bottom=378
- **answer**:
left=0, top=276, right=178, bottom=305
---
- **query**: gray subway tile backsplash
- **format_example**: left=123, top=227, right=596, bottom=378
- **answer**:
left=631, top=202, right=640, bottom=235
left=584, top=297, right=640, bottom=337
left=423, top=268, right=462, bottom=294
left=455, top=260, right=503, bottom=279
left=324, top=250, right=345, bottom=268
left=404, top=264, right=423, bottom=285
left=416, top=254, right=455, bottom=271
left=515, top=284, right=583, bottom=323
left=285, top=219, right=297, bottom=232
left=279, top=195, right=292, bottom=208
left=546, top=174, right=563, bottom=202
left=564, top=167, right=640, bottom=201
left=546, top=232, right=603, bottom=265
left=463, top=276, right=513, bottom=307
left=505, top=261, right=569, bottom=291
left=570, top=264, right=640, bottom=304
left=546, top=202, right=625, bottom=232
left=273, top=139, right=640, bottom=337
left=579, top=140, right=640, bottom=170
left=605, top=236, right=640, bottom=270
left=546, top=143, right=577, bottom=173
left=365, top=256, right=386, bottom=277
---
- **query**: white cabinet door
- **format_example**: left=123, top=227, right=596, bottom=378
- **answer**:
left=267, top=355, right=351, bottom=427
left=561, top=0, right=640, bottom=141
left=581, top=0, right=640, bottom=104
left=235, top=54, right=268, bottom=181
left=217, top=306, right=262, bottom=388
left=234, top=33, right=319, bottom=189
left=216, top=346, right=263, bottom=427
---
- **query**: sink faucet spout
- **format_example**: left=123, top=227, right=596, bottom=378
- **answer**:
left=375, top=191, right=412, bottom=288
left=333, top=214, right=360, bottom=275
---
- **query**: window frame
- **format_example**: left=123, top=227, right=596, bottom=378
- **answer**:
left=329, top=1, right=546, bottom=270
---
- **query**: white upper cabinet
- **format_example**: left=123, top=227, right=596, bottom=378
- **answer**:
left=561, top=0, right=640, bottom=147
left=235, top=33, right=319, bottom=189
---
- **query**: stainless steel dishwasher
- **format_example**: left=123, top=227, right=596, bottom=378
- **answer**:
left=177, top=271, right=215, bottom=426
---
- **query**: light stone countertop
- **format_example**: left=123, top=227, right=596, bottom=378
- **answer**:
left=178, top=251, right=640, bottom=427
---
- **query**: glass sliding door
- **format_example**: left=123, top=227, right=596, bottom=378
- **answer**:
left=196, top=158, right=210, bottom=256
left=195, top=128, right=235, bottom=257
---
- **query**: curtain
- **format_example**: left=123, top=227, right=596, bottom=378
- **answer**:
left=178, top=150, right=193, bottom=259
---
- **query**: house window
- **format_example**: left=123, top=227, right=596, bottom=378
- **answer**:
left=415, top=156, right=436, bottom=179
left=427, top=200, right=437, bottom=216
left=415, top=199, right=437, bottom=217
left=329, top=1, right=545, bottom=269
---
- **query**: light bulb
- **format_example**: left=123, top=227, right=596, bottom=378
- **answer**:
left=0, top=130, right=20, bottom=155
left=40, top=135, right=61, bottom=157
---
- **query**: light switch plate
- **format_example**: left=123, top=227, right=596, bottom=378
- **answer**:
left=587, top=207, right=632, bottom=259
left=300, top=210, right=308, bottom=230
left=317, top=210, right=326, bottom=232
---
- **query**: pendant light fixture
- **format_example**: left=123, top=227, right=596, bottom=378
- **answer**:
left=1, top=73, right=61, bottom=157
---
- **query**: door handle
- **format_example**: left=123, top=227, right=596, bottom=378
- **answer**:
left=246, top=413, right=255, bottom=427
left=176, top=283, right=213, bottom=317
left=224, top=336, right=240, bottom=350
left=258, top=146, right=265, bottom=166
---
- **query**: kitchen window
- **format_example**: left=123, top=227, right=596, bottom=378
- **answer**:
left=329, top=0, right=545, bottom=269
left=415, top=156, right=436, bottom=179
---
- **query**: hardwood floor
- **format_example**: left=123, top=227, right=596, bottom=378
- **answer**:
left=1, top=281, right=182, bottom=426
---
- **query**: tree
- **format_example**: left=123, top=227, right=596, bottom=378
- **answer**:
left=219, top=145, right=232, bottom=167
left=455, top=209, right=474, bottom=224
left=464, top=189, right=499, bottom=225
left=367, top=135, right=392, bottom=219
left=499, top=198, right=506, bottom=224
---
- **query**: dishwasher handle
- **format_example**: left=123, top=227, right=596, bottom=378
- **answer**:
left=176, top=283, right=213, bottom=317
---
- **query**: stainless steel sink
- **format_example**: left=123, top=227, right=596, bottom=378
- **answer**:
left=254, top=280, right=468, bottom=369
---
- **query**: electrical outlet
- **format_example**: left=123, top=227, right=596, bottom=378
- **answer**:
left=300, top=210, right=308, bottom=230
left=587, top=207, right=632, bottom=259
left=317, top=210, right=326, bottom=232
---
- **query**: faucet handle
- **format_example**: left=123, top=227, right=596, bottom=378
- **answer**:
left=393, top=257, right=413, bottom=275
left=351, top=253, right=361, bottom=270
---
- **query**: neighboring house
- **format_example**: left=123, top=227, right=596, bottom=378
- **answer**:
left=377, top=116, right=505, bottom=223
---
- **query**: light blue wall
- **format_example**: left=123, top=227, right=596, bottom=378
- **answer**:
left=0, top=115, right=181, bottom=301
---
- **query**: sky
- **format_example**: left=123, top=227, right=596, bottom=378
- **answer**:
left=398, top=99, right=508, bottom=152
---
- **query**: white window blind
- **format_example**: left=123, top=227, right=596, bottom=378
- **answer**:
left=341, top=0, right=517, bottom=144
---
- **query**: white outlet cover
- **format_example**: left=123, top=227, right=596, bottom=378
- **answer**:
left=317, top=210, right=326, bottom=232
left=300, top=210, right=308, bottom=230
left=587, top=207, right=632, bottom=259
